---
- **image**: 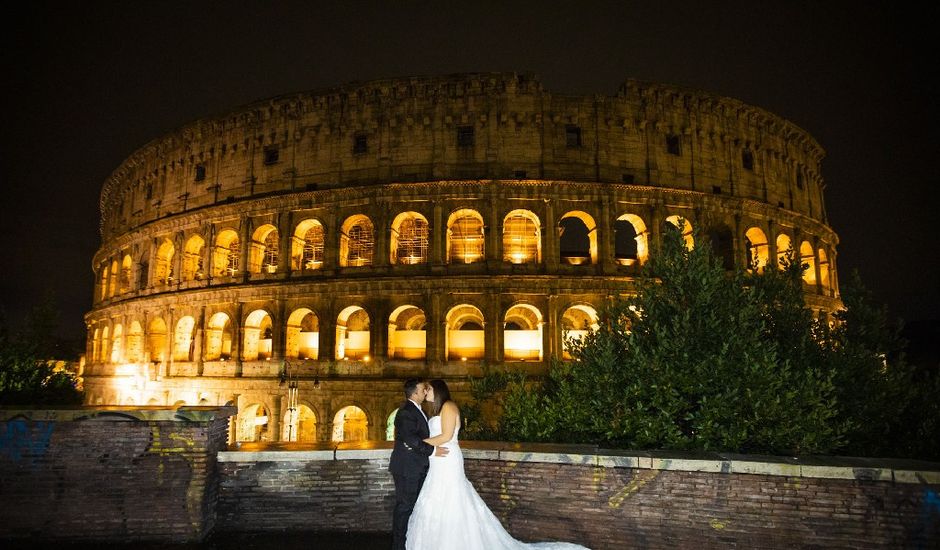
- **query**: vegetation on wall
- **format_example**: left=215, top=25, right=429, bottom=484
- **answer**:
left=466, top=228, right=940, bottom=460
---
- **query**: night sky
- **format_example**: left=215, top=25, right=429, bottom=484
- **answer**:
left=2, top=2, right=937, bottom=348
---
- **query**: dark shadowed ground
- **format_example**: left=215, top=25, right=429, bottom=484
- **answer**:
left=3, top=531, right=392, bottom=550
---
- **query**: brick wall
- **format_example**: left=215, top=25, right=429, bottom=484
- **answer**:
left=217, top=443, right=940, bottom=549
left=0, top=407, right=234, bottom=542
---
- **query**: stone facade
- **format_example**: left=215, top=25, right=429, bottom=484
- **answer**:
left=84, top=73, right=841, bottom=444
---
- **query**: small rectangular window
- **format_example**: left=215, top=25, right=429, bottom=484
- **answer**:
left=622, top=174, right=635, bottom=184
left=457, top=126, right=475, bottom=148
left=263, top=147, right=279, bottom=166
left=565, top=125, right=582, bottom=148
left=742, top=149, right=754, bottom=170
left=353, top=133, right=368, bottom=155
left=796, top=171, right=804, bottom=189
left=712, top=185, right=722, bottom=194
left=513, top=170, right=527, bottom=179
left=666, top=134, right=681, bottom=156
left=194, top=164, right=206, bottom=182
left=145, top=183, right=153, bottom=200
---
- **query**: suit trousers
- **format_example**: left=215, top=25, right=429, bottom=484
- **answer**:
left=392, top=470, right=426, bottom=550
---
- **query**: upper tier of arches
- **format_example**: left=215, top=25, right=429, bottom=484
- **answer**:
left=99, top=73, right=827, bottom=239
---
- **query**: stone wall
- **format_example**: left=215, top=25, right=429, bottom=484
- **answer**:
left=0, top=407, right=234, bottom=543
left=217, top=441, right=940, bottom=549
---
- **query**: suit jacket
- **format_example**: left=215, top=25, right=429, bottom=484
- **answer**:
left=388, top=400, right=434, bottom=476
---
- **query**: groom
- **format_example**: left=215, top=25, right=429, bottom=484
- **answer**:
left=389, top=378, right=448, bottom=550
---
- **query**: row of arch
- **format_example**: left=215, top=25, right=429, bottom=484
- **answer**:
left=95, top=209, right=835, bottom=302
left=88, top=303, right=600, bottom=365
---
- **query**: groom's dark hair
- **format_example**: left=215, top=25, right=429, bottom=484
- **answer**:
left=403, top=378, right=423, bottom=399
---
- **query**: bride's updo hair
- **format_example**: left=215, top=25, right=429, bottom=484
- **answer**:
left=428, top=379, right=452, bottom=417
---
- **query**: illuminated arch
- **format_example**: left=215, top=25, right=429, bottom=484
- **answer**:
left=172, top=316, right=195, bottom=362
left=776, top=233, right=793, bottom=269
left=148, top=317, right=167, bottom=363
left=388, top=305, right=427, bottom=360
left=125, top=320, right=144, bottom=363
left=340, top=215, right=374, bottom=267
left=243, top=309, right=273, bottom=361
left=108, top=259, right=118, bottom=297
left=386, top=409, right=398, bottom=441
left=291, top=219, right=325, bottom=271
left=336, top=306, right=370, bottom=360
left=332, top=405, right=369, bottom=442
left=110, top=323, right=123, bottom=363
left=101, top=325, right=110, bottom=363
left=503, top=209, right=541, bottom=264
left=800, top=241, right=817, bottom=285
left=559, top=211, right=597, bottom=265
left=445, top=304, right=485, bottom=360
left=282, top=404, right=317, bottom=442
left=615, top=214, right=649, bottom=265
left=181, top=235, right=206, bottom=281
left=120, top=254, right=133, bottom=294
left=204, top=312, right=234, bottom=361
left=237, top=403, right=270, bottom=442
left=249, top=224, right=279, bottom=274
left=154, top=239, right=175, bottom=285
left=91, top=327, right=101, bottom=362
left=99, top=264, right=109, bottom=301
left=390, top=212, right=429, bottom=265
left=664, top=215, right=694, bottom=250
left=213, top=229, right=241, bottom=277
left=745, top=227, right=769, bottom=272
left=286, top=308, right=319, bottom=360
left=561, top=304, right=600, bottom=359
left=503, top=303, right=543, bottom=361
left=447, top=209, right=484, bottom=264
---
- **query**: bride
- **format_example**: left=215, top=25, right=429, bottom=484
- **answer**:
left=406, top=379, right=589, bottom=550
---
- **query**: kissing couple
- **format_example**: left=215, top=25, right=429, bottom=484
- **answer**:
left=389, top=378, right=589, bottom=549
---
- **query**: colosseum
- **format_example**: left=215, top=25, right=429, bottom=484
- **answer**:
left=84, top=73, right=840, bottom=444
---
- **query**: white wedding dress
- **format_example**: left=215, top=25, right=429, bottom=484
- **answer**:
left=406, top=414, right=589, bottom=550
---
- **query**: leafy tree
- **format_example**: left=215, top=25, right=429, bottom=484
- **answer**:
left=478, top=226, right=844, bottom=455
left=0, top=298, right=83, bottom=406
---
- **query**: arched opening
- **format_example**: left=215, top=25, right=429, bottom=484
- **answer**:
left=447, top=209, right=484, bottom=264
left=154, top=239, right=175, bottom=285
left=101, top=326, right=110, bottom=363
left=336, top=306, right=370, bottom=360
left=181, top=235, right=206, bottom=281
left=205, top=312, right=234, bottom=361
left=818, top=248, right=831, bottom=292
left=386, top=409, right=398, bottom=441
left=445, top=304, right=485, bottom=361
left=745, top=227, right=769, bottom=272
left=249, top=224, right=279, bottom=274
left=213, top=229, right=241, bottom=277
left=110, top=324, right=123, bottom=363
left=173, top=316, right=195, bottom=362
left=99, top=264, right=109, bottom=301
left=126, top=321, right=143, bottom=363
left=120, top=254, right=133, bottom=294
left=148, top=317, right=167, bottom=363
left=243, top=309, right=273, bottom=361
left=800, top=241, right=817, bottom=285
left=91, top=328, right=101, bottom=362
left=503, top=209, right=541, bottom=264
left=109, top=259, right=118, bottom=297
left=707, top=225, right=735, bottom=270
left=390, top=212, right=429, bottom=265
left=388, top=305, right=427, bottom=360
left=286, top=308, right=319, bottom=360
left=503, top=304, right=543, bottom=361
left=237, top=403, right=270, bottom=442
left=776, top=233, right=793, bottom=269
left=332, top=406, right=368, bottom=442
left=614, top=214, right=649, bottom=266
left=561, top=304, right=599, bottom=359
left=291, top=219, right=325, bottom=271
left=282, top=404, right=317, bottom=442
left=340, top=215, right=374, bottom=267
left=664, top=215, right=694, bottom=250
left=559, top=211, right=597, bottom=265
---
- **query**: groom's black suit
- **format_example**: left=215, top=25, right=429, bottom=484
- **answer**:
left=389, top=400, right=434, bottom=550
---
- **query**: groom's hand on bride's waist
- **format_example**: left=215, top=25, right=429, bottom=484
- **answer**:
left=434, top=446, right=449, bottom=457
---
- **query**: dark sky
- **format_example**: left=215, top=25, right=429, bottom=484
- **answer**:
left=2, top=1, right=938, bottom=346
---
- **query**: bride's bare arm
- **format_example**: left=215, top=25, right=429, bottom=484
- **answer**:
left=423, top=402, right=459, bottom=446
